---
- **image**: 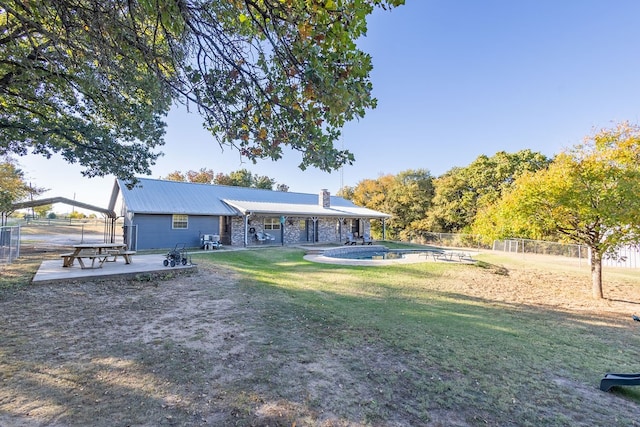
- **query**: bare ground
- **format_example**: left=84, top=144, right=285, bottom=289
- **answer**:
left=1, top=246, right=640, bottom=426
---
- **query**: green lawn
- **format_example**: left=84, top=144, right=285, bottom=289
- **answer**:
left=193, top=247, right=640, bottom=425
left=3, top=245, right=640, bottom=425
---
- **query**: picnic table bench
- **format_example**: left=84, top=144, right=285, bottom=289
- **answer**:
left=61, top=243, right=134, bottom=269
left=104, top=250, right=137, bottom=264
left=60, top=250, right=110, bottom=269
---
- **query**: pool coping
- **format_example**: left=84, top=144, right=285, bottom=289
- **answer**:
left=303, top=245, right=476, bottom=266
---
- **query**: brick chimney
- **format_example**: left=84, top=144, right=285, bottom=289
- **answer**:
left=319, top=189, right=330, bottom=208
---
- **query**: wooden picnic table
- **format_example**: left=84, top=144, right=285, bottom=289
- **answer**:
left=61, top=243, right=134, bottom=269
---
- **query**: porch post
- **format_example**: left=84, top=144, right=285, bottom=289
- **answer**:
left=244, top=214, right=252, bottom=247
left=280, top=215, right=285, bottom=246
left=311, top=216, right=318, bottom=242
left=382, top=218, right=386, bottom=240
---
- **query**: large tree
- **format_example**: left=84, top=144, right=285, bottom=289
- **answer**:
left=387, top=169, right=434, bottom=241
left=1, top=0, right=404, bottom=183
left=474, top=123, right=640, bottom=299
left=342, top=174, right=394, bottom=237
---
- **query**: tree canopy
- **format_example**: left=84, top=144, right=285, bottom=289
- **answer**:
left=427, top=150, right=551, bottom=232
left=164, top=167, right=278, bottom=189
left=214, top=169, right=276, bottom=189
left=1, top=0, right=404, bottom=183
left=340, top=169, right=433, bottom=239
left=165, top=168, right=215, bottom=184
left=340, top=151, right=549, bottom=240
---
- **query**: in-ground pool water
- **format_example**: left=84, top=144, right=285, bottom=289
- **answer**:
left=306, top=245, right=476, bottom=266
left=327, top=248, right=442, bottom=261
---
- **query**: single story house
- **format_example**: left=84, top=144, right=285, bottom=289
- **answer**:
left=108, top=178, right=391, bottom=250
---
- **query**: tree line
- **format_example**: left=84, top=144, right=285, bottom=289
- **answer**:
left=341, top=122, right=640, bottom=299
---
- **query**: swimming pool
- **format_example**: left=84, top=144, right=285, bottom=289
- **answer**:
left=303, top=245, right=453, bottom=265
left=327, top=248, right=441, bottom=260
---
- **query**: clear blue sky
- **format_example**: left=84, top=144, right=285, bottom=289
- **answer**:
left=17, top=0, right=640, bottom=213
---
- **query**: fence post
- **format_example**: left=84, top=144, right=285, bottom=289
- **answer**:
left=578, top=244, right=582, bottom=267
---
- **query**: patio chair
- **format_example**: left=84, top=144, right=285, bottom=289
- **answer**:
left=361, top=233, right=373, bottom=245
left=255, top=231, right=275, bottom=243
left=201, top=234, right=221, bottom=250
left=345, top=232, right=357, bottom=245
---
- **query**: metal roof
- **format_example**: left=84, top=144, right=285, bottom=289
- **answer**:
left=223, top=200, right=390, bottom=218
left=116, top=178, right=237, bottom=215
left=116, top=178, right=391, bottom=218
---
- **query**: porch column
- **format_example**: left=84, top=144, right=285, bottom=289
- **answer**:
left=338, top=217, right=345, bottom=243
left=244, top=214, right=252, bottom=247
left=382, top=218, right=387, bottom=240
left=311, top=216, right=318, bottom=242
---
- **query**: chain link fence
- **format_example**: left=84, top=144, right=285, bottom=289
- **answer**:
left=413, top=233, right=612, bottom=266
left=492, top=238, right=588, bottom=259
left=413, top=233, right=590, bottom=262
left=416, top=232, right=488, bottom=249
left=491, top=238, right=640, bottom=268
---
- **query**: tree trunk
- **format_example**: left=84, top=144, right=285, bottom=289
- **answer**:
left=590, top=248, right=604, bottom=299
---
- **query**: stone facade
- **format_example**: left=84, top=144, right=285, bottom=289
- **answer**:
left=230, top=217, right=246, bottom=247
left=317, top=218, right=344, bottom=243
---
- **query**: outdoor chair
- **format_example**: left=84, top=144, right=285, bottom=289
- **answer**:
left=255, top=231, right=275, bottom=243
left=345, top=233, right=357, bottom=245
left=201, top=234, right=221, bottom=250
left=361, top=234, right=373, bottom=245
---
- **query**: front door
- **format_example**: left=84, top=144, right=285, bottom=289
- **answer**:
left=301, top=219, right=319, bottom=242
left=351, top=219, right=361, bottom=238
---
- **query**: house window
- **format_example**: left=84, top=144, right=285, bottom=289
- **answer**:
left=172, top=214, right=188, bottom=229
left=264, top=217, right=281, bottom=230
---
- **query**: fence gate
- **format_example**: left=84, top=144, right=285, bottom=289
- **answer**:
left=0, top=226, right=20, bottom=264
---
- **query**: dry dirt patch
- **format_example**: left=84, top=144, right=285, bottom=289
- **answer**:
left=1, top=264, right=383, bottom=426
left=1, top=266, right=260, bottom=426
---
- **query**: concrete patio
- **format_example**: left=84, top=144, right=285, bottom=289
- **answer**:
left=33, top=253, right=197, bottom=283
